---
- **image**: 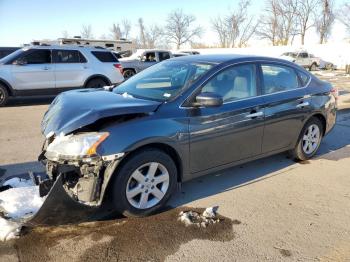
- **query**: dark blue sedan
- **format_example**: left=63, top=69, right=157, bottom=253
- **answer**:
left=37, top=54, right=337, bottom=221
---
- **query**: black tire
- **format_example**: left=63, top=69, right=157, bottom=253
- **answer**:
left=309, top=63, right=317, bottom=71
left=289, top=117, right=324, bottom=161
left=123, top=69, right=135, bottom=79
left=110, top=148, right=177, bottom=217
left=0, top=84, right=9, bottom=107
left=85, top=78, right=108, bottom=88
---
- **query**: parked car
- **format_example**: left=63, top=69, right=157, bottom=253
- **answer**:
left=119, top=49, right=173, bottom=79
left=36, top=54, right=337, bottom=221
left=0, top=47, right=20, bottom=59
left=280, top=51, right=321, bottom=71
left=0, top=45, right=124, bottom=106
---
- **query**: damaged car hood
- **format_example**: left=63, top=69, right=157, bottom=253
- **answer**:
left=41, top=89, right=162, bottom=136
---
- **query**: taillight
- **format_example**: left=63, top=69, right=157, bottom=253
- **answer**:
left=113, top=63, right=123, bottom=74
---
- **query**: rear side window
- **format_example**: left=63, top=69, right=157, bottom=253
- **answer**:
left=91, top=51, right=118, bottom=62
left=261, top=64, right=299, bottom=94
left=159, top=52, right=171, bottom=61
left=53, top=50, right=87, bottom=63
left=19, top=49, right=51, bottom=64
left=297, top=70, right=310, bottom=86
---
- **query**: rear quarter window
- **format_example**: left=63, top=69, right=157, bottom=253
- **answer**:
left=91, top=51, right=119, bottom=62
left=297, top=70, right=311, bottom=86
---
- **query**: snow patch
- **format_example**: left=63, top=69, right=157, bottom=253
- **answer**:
left=178, top=206, right=221, bottom=228
left=0, top=181, right=45, bottom=241
left=3, top=177, right=35, bottom=188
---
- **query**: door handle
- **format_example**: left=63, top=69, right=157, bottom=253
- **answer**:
left=246, top=111, right=264, bottom=118
left=296, top=101, right=310, bottom=108
left=43, top=66, right=50, bottom=70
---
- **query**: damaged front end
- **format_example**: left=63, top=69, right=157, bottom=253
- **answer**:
left=29, top=132, right=124, bottom=226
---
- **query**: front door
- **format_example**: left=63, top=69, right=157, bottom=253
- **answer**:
left=188, top=63, right=265, bottom=173
left=11, top=49, right=55, bottom=90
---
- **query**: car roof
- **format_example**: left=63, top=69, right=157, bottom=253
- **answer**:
left=170, top=54, right=298, bottom=66
left=20, top=45, right=112, bottom=52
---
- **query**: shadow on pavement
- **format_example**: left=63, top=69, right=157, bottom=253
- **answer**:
left=5, top=96, right=54, bottom=107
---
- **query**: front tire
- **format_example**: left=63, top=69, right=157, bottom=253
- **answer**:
left=111, top=148, right=177, bottom=217
left=309, top=63, right=317, bottom=71
left=0, top=84, right=9, bottom=107
left=289, top=117, right=324, bottom=161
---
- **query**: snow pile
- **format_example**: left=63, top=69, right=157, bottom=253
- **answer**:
left=178, top=206, right=220, bottom=228
left=0, top=178, right=45, bottom=241
left=193, top=42, right=350, bottom=69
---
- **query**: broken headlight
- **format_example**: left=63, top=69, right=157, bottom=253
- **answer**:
left=45, top=132, right=109, bottom=160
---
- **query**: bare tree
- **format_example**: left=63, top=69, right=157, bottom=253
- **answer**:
left=257, top=0, right=299, bottom=46
left=81, top=24, right=93, bottom=39
left=146, top=25, right=163, bottom=48
left=121, top=19, right=132, bottom=39
left=164, top=9, right=203, bottom=49
left=110, top=23, right=122, bottom=40
left=211, top=0, right=257, bottom=48
left=338, top=3, right=350, bottom=36
left=257, top=0, right=279, bottom=45
left=315, top=0, right=335, bottom=44
left=212, top=16, right=230, bottom=47
left=138, top=18, right=147, bottom=48
left=295, top=0, right=319, bottom=45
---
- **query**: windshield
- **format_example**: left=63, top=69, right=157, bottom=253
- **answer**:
left=114, top=60, right=214, bottom=101
left=0, top=48, right=24, bottom=63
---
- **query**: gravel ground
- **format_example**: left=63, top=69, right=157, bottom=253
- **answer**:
left=0, top=71, right=349, bottom=262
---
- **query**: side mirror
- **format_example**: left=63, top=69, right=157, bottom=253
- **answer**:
left=195, top=92, right=223, bottom=107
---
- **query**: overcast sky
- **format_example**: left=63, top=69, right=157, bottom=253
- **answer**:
left=0, top=0, right=348, bottom=47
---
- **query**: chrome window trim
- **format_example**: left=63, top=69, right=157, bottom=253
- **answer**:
left=180, top=59, right=312, bottom=109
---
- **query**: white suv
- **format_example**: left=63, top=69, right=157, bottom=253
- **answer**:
left=0, top=45, right=124, bottom=106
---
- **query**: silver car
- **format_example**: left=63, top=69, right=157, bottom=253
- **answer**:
left=0, top=45, right=124, bottom=106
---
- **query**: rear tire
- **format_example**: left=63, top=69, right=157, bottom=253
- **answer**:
left=123, top=69, right=135, bottom=79
left=85, top=78, right=108, bottom=88
left=111, top=148, right=177, bottom=217
left=0, top=84, right=9, bottom=107
left=289, top=117, right=324, bottom=161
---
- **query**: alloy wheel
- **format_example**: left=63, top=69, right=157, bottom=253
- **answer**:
left=302, top=124, right=321, bottom=155
left=126, top=162, right=170, bottom=209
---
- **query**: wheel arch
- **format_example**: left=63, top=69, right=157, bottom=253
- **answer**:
left=116, top=142, right=184, bottom=183
left=309, top=113, right=327, bottom=136
left=0, top=78, right=14, bottom=96
left=84, top=74, right=111, bottom=88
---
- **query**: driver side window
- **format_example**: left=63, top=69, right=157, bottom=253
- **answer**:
left=201, top=64, right=257, bottom=103
left=18, top=49, right=51, bottom=64
left=141, top=52, right=156, bottom=62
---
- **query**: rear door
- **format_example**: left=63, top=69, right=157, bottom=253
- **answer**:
left=52, top=49, right=87, bottom=88
left=188, top=63, right=265, bottom=173
left=11, top=49, right=55, bottom=90
left=259, top=63, right=310, bottom=153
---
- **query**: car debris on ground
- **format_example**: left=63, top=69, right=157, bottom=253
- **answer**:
left=178, top=206, right=221, bottom=228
